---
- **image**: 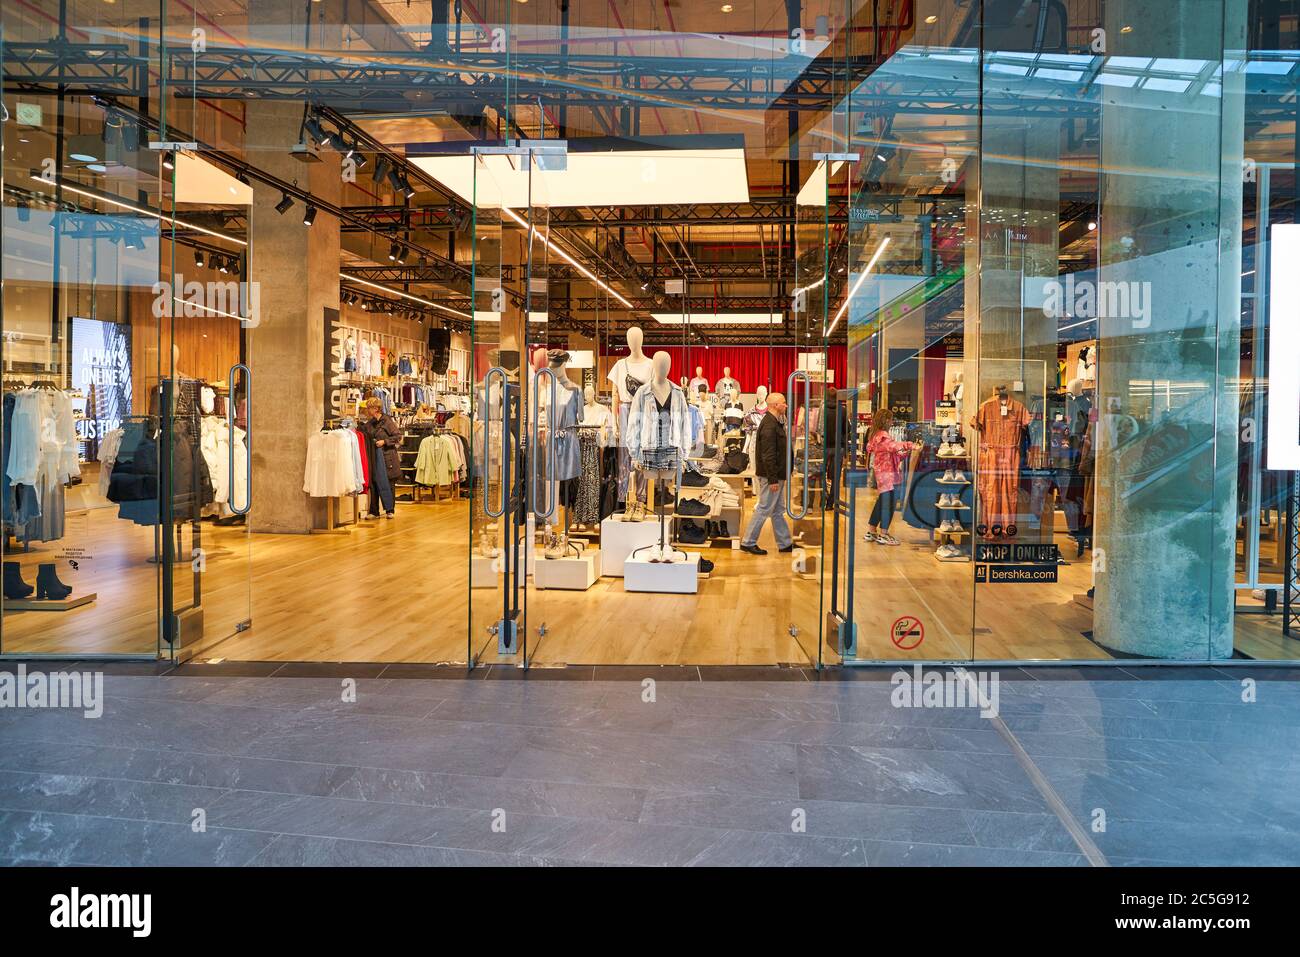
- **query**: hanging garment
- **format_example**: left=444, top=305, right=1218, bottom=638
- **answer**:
left=2, top=393, right=41, bottom=528
left=548, top=386, right=582, bottom=482
left=975, top=395, right=1030, bottom=527
left=573, top=430, right=602, bottom=524
left=580, top=402, right=613, bottom=448
left=304, top=429, right=364, bottom=497
left=715, top=376, right=740, bottom=399
left=97, top=427, right=125, bottom=500
left=688, top=375, right=709, bottom=396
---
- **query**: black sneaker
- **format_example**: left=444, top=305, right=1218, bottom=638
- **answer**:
left=679, top=470, right=709, bottom=487
left=718, top=520, right=730, bottom=538
left=739, top=543, right=767, bottom=556
left=698, top=558, right=714, bottom=574
left=676, top=521, right=707, bottom=545
left=778, top=544, right=795, bottom=553
left=676, top=498, right=710, bottom=517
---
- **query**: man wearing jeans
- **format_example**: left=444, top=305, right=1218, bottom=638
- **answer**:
left=740, top=392, right=794, bottom=555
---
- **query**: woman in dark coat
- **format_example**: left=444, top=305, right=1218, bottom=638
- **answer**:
left=360, top=397, right=402, bottom=518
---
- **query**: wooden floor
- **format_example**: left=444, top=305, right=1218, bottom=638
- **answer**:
left=4, top=489, right=1296, bottom=663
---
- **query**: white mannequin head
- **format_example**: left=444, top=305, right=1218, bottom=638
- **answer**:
left=1067, top=377, right=1084, bottom=397
left=626, top=326, right=644, bottom=359
left=755, top=385, right=768, bottom=406
left=723, top=365, right=731, bottom=378
left=651, top=351, right=671, bottom=383
left=584, top=384, right=596, bottom=404
left=695, top=365, right=703, bottom=378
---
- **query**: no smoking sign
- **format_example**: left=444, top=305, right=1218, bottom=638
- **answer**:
left=890, top=615, right=924, bottom=650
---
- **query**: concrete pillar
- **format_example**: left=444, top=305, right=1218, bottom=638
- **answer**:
left=245, top=98, right=341, bottom=533
left=1092, top=2, right=1245, bottom=657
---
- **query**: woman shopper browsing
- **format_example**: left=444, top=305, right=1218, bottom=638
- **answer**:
left=360, top=397, right=402, bottom=519
left=865, top=408, right=914, bottom=545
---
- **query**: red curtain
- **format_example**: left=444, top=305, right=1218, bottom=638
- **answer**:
left=605, top=345, right=846, bottom=395
left=922, top=343, right=947, bottom=419
left=473, top=344, right=848, bottom=395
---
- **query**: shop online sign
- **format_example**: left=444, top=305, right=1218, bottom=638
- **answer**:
left=1270, top=224, right=1300, bottom=471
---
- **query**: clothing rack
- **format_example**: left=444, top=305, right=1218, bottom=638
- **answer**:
left=314, top=417, right=366, bottom=533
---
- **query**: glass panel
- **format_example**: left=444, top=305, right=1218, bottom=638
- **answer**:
left=1232, top=12, right=1299, bottom=660
left=973, top=1, right=1236, bottom=661
left=839, top=2, right=979, bottom=661
left=1, top=5, right=161, bottom=656
left=469, top=153, right=515, bottom=665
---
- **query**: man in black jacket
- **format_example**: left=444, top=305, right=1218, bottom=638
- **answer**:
left=740, top=392, right=794, bottom=555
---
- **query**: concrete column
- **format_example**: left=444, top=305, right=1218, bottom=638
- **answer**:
left=1092, top=2, right=1245, bottom=657
left=245, top=98, right=341, bottom=533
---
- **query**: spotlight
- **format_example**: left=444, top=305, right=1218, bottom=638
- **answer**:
left=1087, top=221, right=1097, bottom=231
left=303, top=205, right=317, bottom=227
left=162, top=151, right=175, bottom=171
left=304, top=114, right=330, bottom=148
left=361, top=300, right=369, bottom=311
left=387, top=167, right=404, bottom=194
left=372, top=155, right=391, bottom=186
left=16, top=201, right=30, bottom=223
left=389, top=242, right=400, bottom=261
left=218, top=257, right=230, bottom=274
left=401, top=177, right=416, bottom=199
left=399, top=246, right=411, bottom=263
left=353, top=152, right=368, bottom=170
left=275, top=192, right=294, bottom=215
left=125, top=229, right=145, bottom=250
left=194, top=249, right=205, bottom=268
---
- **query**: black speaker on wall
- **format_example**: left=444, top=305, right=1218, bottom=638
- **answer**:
left=427, top=327, right=451, bottom=375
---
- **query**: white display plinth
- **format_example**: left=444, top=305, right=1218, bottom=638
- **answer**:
left=471, top=554, right=499, bottom=588
left=535, top=552, right=598, bottom=590
left=624, top=551, right=700, bottom=594
left=600, top=515, right=667, bottom=577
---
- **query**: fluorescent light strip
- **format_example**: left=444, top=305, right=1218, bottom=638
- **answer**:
left=501, top=207, right=635, bottom=309
left=651, top=312, right=778, bottom=325
left=32, top=175, right=248, bottom=246
left=342, top=273, right=471, bottom=319
left=826, top=237, right=890, bottom=338
left=171, top=297, right=247, bottom=321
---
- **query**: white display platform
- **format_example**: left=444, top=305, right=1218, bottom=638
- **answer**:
left=470, top=554, right=498, bottom=588
left=535, top=552, right=598, bottom=590
left=600, top=515, right=667, bottom=577
left=624, top=550, right=700, bottom=594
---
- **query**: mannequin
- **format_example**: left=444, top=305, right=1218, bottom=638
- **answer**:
left=541, top=350, right=582, bottom=543
left=608, top=326, right=655, bottom=511
left=581, top=384, right=612, bottom=447
left=743, top=384, right=768, bottom=456
left=972, top=384, right=1030, bottom=538
left=688, top=365, right=709, bottom=396
left=715, top=365, right=739, bottom=400
left=627, top=352, right=690, bottom=559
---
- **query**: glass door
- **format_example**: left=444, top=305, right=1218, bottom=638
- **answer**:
left=155, top=5, right=253, bottom=660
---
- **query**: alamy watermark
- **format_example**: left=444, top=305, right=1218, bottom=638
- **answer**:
left=0, top=664, right=103, bottom=718
left=1042, top=273, right=1151, bottom=329
left=890, top=666, right=1000, bottom=718
left=152, top=274, right=260, bottom=326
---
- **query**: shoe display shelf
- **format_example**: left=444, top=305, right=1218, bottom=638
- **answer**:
left=670, top=472, right=747, bottom=548
left=934, top=461, right=972, bottom=564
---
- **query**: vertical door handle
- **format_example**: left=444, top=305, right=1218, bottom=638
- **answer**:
left=531, top=367, right=558, bottom=519
left=483, top=367, right=508, bottom=518
left=227, top=363, right=251, bottom=515
left=785, top=369, right=811, bottom=520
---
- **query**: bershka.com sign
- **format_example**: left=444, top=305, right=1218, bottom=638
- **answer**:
left=49, top=888, right=152, bottom=937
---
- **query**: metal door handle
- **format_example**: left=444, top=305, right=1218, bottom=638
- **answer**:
left=483, top=367, right=508, bottom=518
left=531, top=367, right=558, bottom=519
left=227, top=363, right=251, bottom=515
left=785, top=369, right=811, bottom=520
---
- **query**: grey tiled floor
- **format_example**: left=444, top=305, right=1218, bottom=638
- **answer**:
left=0, top=667, right=1297, bottom=866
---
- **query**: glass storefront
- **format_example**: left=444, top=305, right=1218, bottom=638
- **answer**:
left=1, top=1, right=1296, bottom=665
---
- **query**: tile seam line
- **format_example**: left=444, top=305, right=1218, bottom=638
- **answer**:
left=955, top=668, right=1110, bottom=868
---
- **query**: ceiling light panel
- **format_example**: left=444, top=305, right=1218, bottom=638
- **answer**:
left=411, top=148, right=750, bottom=209
left=651, top=313, right=780, bottom=326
